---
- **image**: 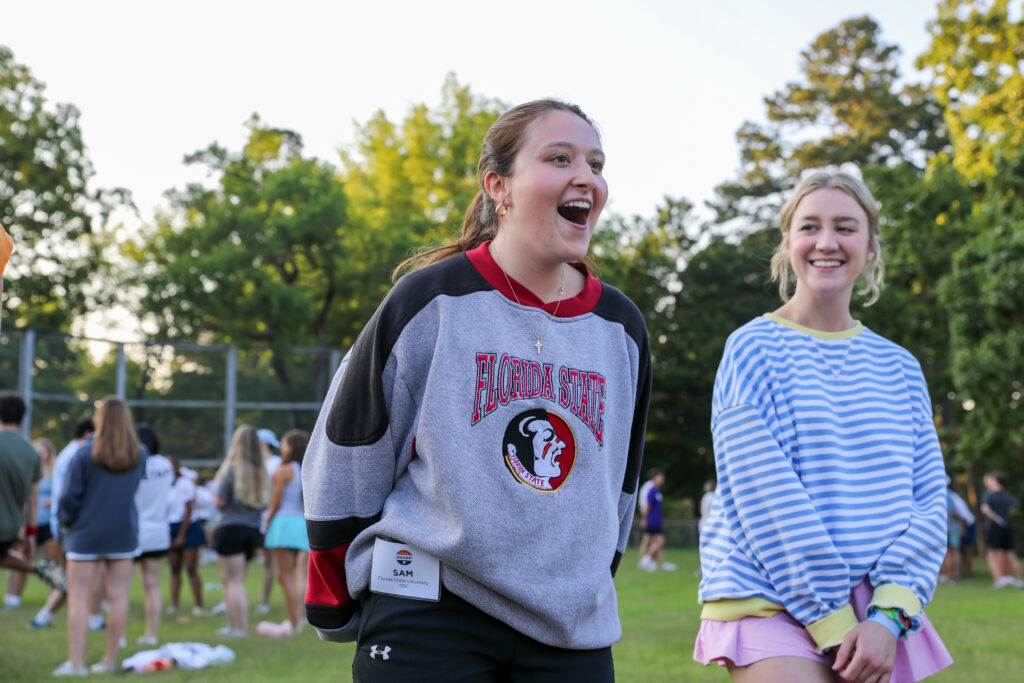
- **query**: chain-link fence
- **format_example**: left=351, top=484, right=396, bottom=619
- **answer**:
left=0, top=328, right=343, bottom=466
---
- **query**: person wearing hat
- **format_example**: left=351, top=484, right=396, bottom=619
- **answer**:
left=255, top=428, right=282, bottom=615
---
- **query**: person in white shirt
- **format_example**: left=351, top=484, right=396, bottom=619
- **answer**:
left=133, top=425, right=174, bottom=645
left=636, top=472, right=656, bottom=570
left=166, top=457, right=204, bottom=615
left=254, top=428, right=281, bottom=615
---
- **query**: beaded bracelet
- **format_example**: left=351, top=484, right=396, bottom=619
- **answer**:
left=869, top=606, right=912, bottom=633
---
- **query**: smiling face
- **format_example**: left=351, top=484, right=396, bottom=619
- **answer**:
left=786, top=187, right=872, bottom=305
left=490, top=109, right=607, bottom=270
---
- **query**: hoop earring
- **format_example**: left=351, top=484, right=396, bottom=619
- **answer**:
left=495, top=202, right=510, bottom=219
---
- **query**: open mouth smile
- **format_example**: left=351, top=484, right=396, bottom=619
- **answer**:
left=557, top=200, right=591, bottom=227
left=810, top=259, right=843, bottom=268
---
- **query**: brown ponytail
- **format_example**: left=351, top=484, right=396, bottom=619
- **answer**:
left=393, top=99, right=599, bottom=280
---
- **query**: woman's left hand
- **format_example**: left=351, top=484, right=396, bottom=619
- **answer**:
left=832, top=621, right=898, bottom=683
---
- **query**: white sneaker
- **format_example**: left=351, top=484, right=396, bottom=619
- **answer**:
left=53, top=661, right=88, bottom=677
left=639, top=557, right=657, bottom=572
left=209, top=601, right=227, bottom=615
left=215, top=625, right=247, bottom=638
left=192, top=606, right=205, bottom=617
left=137, top=635, right=159, bottom=646
left=660, top=562, right=678, bottom=571
left=3, top=593, right=21, bottom=608
left=254, top=602, right=271, bottom=615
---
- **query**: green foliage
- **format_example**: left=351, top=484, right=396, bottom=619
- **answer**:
left=595, top=200, right=777, bottom=506
left=134, top=118, right=348, bottom=348
left=340, top=73, right=504, bottom=282
left=0, top=45, right=123, bottom=331
left=941, top=148, right=1024, bottom=477
left=708, top=16, right=947, bottom=229
left=128, top=117, right=350, bottom=425
left=700, top=5, right=1024, bottom=482
left=859, top=160, right=972, bottom=404
left=917, top=0, right=1024, bottom=179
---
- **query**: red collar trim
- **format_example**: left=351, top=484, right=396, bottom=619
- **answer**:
left=465, top=241, right=602, bottom=317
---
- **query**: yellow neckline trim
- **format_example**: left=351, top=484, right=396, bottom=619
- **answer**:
left=763, top=313, right=863, bottom=340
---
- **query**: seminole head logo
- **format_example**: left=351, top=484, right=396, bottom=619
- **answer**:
left=502, top=409, right=576, bottom=492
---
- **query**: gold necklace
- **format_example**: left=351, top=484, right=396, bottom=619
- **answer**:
left=493, top=249, right=565, bottom=355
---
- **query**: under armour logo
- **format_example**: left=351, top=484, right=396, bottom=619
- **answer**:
left=369, top=645, right=391, bottom=661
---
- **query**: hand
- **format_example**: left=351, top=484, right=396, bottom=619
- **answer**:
left=832, top=621, right=898, bottom=683
left=172, top=536, right=185, bottom=549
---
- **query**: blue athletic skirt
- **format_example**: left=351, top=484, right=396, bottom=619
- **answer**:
left=264, top=514, right=309, bottom=551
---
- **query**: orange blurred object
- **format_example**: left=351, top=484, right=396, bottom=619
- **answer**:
left=0, top=223, right=11, bottom=275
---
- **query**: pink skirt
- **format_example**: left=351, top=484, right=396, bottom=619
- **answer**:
left=693, top=581, right=953, bottom=682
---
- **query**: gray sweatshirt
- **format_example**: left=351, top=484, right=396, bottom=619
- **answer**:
left=303, top=244, right=651, bottom=650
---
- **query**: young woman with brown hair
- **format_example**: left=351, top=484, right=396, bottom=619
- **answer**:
left=259, top=429, right=310, bottom=637
left=56, top=396, right=147, bottom=675
left=304, top=99, right=651, bottom=680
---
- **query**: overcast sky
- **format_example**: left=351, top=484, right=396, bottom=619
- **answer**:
left=6, top=0, right=942, bottom=228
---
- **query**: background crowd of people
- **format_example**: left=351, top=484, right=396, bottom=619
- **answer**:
left=0, top=391, right=310, bottom=676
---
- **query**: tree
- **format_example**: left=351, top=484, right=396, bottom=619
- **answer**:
left=129, top=117, right=350, bottom=426
left=916, top=0, right=1024, bottom=179
left=856, top=160, right=973, bottom=440
left=941, top=148, right=1024, bottom=478
left=0, top=45, right=123, bottom=330
left=130, top=78, right=506, bottom=429
left=339, top=73, right=504, bottom=285
left=593, top=199, right=779, bottom=506
left=708, top=16, right=947, bottom=230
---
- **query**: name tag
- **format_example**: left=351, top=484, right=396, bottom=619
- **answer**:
left=369, top=538, right=440, bottom=602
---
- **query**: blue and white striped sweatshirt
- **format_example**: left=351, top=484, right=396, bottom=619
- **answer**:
left=698, top=314, right=947, bottom=650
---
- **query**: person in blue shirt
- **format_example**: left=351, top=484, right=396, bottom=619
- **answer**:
left=638, top=469, right=676, bottom=571
left=56, top=397, right=146, bottom=676
left=695, top=170, right=951, bottom=683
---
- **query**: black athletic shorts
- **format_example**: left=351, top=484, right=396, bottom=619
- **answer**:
left=352, top=588, right=614, bottom=682
left=134, top=548, right=170, bottom=562
left=213, top=524, right=262, bottom=561
left=985, top=522, right=1015, bottom=551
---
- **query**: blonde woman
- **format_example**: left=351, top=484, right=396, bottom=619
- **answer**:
left=695, top=171, right=951, bottom=682
left=57, top=397, right=147, bottom=676
left=213, top=425, right=270, bottom=638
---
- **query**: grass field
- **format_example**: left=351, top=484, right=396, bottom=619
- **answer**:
left=1, top=549, right=1021, bottom=680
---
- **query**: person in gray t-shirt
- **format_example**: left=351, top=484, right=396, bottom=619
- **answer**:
left=212, top=425, right=269, bottom=637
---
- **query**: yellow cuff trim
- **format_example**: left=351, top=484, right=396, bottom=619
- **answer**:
left=806, top=604, right=858, bottom=653
left=869, top=583, right=922, bottom=616
left=700, top=598, right=783, bottom=621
